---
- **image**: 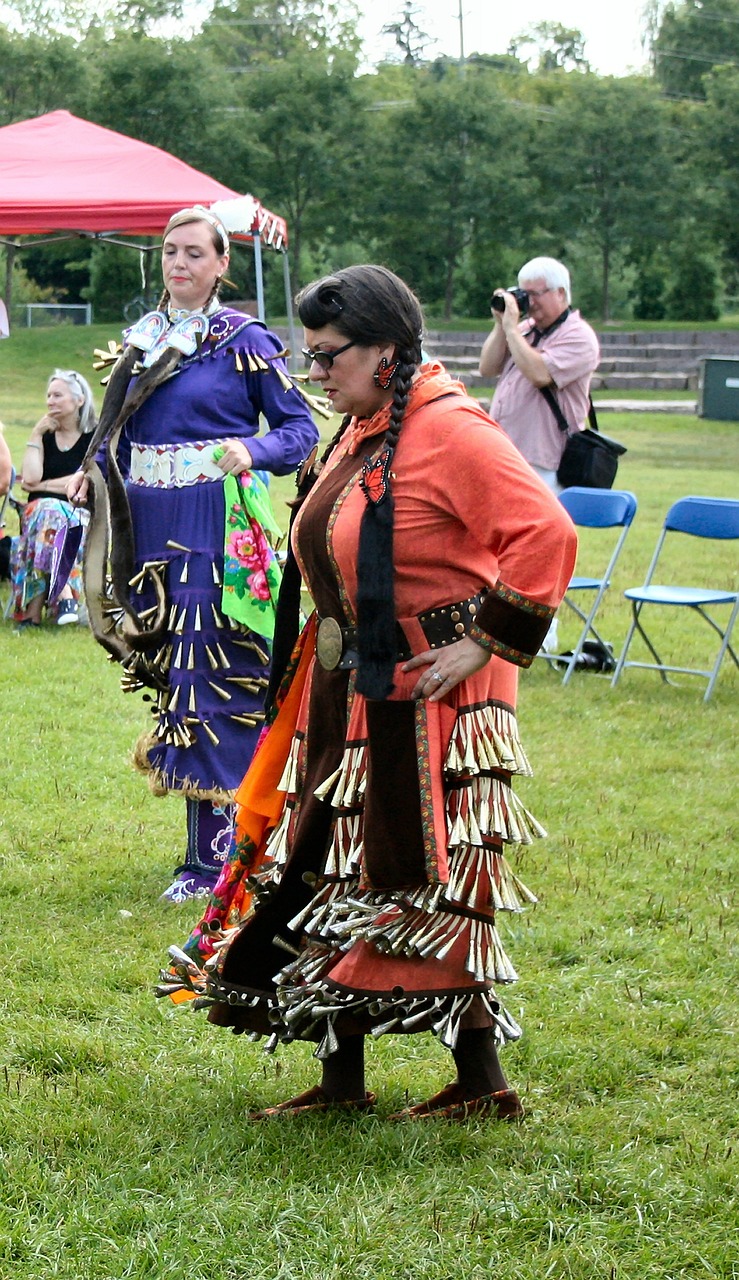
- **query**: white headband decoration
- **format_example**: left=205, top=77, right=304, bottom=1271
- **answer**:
left=167, top=196, right=260, bottom=257
left=208, top=196, right=260, bottom=244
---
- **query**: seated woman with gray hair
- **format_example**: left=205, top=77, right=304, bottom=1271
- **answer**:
left=11, top=368, right=96, bottom=629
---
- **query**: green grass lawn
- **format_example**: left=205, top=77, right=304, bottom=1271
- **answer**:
left=0, top=326, right=738, bottom=1280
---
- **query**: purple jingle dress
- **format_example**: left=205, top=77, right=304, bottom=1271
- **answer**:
left=109, top=307, right=318, bottom=886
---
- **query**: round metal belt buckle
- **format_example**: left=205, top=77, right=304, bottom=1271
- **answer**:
left=316, top=616, right=344, bottom=670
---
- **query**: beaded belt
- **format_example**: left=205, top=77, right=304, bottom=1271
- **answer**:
left=129, top=440, right=229, bottom=489
left=316, top=589, right=488, bottom=672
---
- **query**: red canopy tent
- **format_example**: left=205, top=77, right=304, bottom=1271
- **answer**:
left=0, top=110, right=287, bottom=245
left=0, top=111, right=294, bottom=341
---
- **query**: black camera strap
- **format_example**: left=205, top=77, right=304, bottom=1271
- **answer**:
left=529, top=306, right=571, bottom=341
left=539, top=385, right=599, bottom=435
left=529, top=310, right=597, bottom=435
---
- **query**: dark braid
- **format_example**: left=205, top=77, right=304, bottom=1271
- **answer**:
left=83, top=340, right=185, bottom=659
left=296, top=265, right=426, bottom=700
left=384, top=354, right=416, bottom=450
left=355, top=356, right=416, bottom=699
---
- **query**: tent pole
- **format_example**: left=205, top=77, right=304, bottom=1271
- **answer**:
left=253, top=233, right=265, bottom=322
left=283, top=251, right=297, bottom=374
left=4, top=243, right=15, bottom=314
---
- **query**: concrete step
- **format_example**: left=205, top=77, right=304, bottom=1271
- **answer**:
left=430, top=359, right=697, bottom=391
left=597, top=346, right=703, bottom=361
left=426, top=328, right=739, bottom=352
left=597, top=356, right=702, bottom=373
left=430, top=343, right=722, bottom=367
left=425, top=339, right=485, bottom=359
left=425, top=333, right=714, bottom=391
left=593, top=399, right=697, bottom=414
left=592, top=371, right=697, bottom=391
left=426, top=353, right=481, bottom=368
left=598, top=330, right=739, bottom=350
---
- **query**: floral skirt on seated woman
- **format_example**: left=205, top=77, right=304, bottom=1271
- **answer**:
left=11, top=497, right=87, bottom=621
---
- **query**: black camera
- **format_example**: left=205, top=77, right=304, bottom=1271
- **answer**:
left=490, top=287, right=529, bottom=317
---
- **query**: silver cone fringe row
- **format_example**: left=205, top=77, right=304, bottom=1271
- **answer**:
left=160, top=700, right=541, bottom=1055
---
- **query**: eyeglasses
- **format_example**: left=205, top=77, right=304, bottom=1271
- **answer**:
left=302, top=340, right=357, bottom=370
left=526, top=287, right=554, bottom=300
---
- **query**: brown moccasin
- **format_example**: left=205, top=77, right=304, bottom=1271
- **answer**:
left=250, top=1085, right=377, bottom=1119
left=388, top=1082, right=524, bottom=1123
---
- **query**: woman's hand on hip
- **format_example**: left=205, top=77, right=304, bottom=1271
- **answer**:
left=404, top=636, right=491, bottom=702
left=216, top=439, right=254, bottom=476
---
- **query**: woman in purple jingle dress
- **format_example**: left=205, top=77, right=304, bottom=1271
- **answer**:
left=69, top=207, right=319, bottom=902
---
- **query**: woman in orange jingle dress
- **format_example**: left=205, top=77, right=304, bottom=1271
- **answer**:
left=163, top=264, right=577, bottom=1122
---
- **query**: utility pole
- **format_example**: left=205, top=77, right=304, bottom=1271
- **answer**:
left=457, top=0, right=465, bottom=74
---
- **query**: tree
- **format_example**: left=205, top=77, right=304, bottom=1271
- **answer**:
left=534, top=75, right=681, bottom=319
left=83, top=241, right=144, bottom=322
left=508, top=22, right=590, bottom=73
left=114, top=0, right=184, bottom=34
left=650, top=0, right=739, bottom=99
left=210, top=46, right=364, bottom=285
left=16, top=240, right=93, bottom=306
left=83, top=33, right=223, bottom=169
left=381, top=2, right=434, bottom=66
left=664, top=224, right=721, bottom=319
left=359, top=67, right=536, bottom=317
left=1, top=0, right=185, bottom=37
left=199, top=0, right=360, bottom=67
left=697, top=65, right=739, bottom=288
left=0, top=26, right=87, bottom=125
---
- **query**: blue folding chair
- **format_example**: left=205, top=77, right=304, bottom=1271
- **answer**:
left=611, top=496, right=739, bottom=702
left=546, top=487, right=638, bottom=685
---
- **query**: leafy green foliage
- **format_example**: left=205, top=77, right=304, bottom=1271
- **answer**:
left=508, top=21, right=590, bottom=73
left=0, top=26, right=87, bottom=125
left=3, top=4, right=739, bottom=320
left=699, top=65, right=739, bottom=294
left=664, top=227, right=721, bottom=320
left=531, top=75, right=679, bottom=320
left=362, top=67, right=537, bottom=319
left=651, top=0, right=739, bottom=100
left=84, top=242, right=148, bottom=324
left=83, top=33, right=223, bottom=165
left=221, top=46, right=364, bottom=288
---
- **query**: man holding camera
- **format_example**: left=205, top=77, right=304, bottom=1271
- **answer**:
left=479, top=256, right=600, bottom=493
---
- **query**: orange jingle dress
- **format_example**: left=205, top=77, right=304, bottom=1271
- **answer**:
left=164, top=365, right=578, bottom=1060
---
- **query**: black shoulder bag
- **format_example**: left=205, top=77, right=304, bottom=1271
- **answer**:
left=540, top=386, right=626, bottom=489
left=529, top=317, right=626, bottom=489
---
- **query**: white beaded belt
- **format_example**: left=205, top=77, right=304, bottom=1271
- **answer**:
left=129, top=441, right=227, bottom=489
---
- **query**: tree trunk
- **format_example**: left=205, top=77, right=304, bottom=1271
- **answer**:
left=601, top=240, right=610, bottom=322
left=444, top=257, right=455, bottom=321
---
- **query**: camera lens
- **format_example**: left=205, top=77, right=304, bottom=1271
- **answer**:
left=490, top=294, right=505, bottom=313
